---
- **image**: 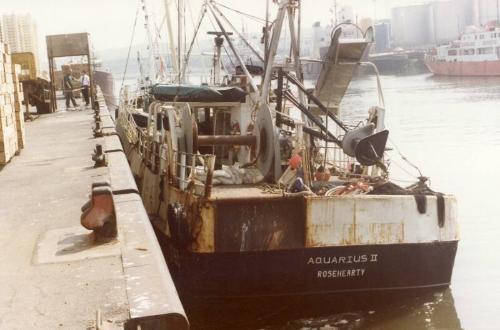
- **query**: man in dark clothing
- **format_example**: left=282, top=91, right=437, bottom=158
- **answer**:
left=63, top=72, right=78, bottom=109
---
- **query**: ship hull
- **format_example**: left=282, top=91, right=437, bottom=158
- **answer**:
left=157, top=231, right=458, bottom=321
left=425, top=59, right=500, bottom=76
left=94, top=70, right=116, bottom=109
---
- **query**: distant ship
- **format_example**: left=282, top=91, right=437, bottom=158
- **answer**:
left=425, top=25, right=500, bottom=76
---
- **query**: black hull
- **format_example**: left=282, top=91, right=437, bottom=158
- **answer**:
left=171, top=241, right=457, bottom=299
left=153, top=226, right=457, bottom=326
left=94, top=70, right=115, bottom=109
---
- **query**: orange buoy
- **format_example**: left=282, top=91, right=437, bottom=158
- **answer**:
left=289, top=154, right=302, bottom=169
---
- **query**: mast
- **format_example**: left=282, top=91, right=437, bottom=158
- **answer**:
left=137, top=51, right=145, bottom=88
left=334, top=0, right=338, bottom=25
left=264, top=0, right=270, bottom=72
left=164, top=0, right=179, bottom=81
left=178, top=0, right=185, bottom=83
left=208, top=32, right=231, bottom=85
left=141, top=0, right=157, bottom=84
left=287, top=3, right=305, bottom=104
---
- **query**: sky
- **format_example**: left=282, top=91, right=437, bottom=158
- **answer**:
left=0, top=0, right=426, bottom=67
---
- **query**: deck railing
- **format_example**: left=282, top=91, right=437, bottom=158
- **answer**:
left=168, top=150, right=216, bottom=198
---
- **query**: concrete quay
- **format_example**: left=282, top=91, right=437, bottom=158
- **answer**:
left=0, top=96, right=187, bottom=329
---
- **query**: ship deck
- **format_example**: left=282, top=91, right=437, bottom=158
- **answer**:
left=0, top=94, right=187, bottom=329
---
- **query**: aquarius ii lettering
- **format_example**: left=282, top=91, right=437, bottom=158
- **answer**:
left=307, top=254, right=379, bottom=278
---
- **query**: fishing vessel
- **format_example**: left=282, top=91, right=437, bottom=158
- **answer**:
left=425, top=25, right=500, bottom=76
left=116, top=0, right=459, bottom=323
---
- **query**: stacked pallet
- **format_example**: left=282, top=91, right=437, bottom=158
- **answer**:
left=0, top=42, right=25, bottom=165
left=12, top=63, right=25, bottom=149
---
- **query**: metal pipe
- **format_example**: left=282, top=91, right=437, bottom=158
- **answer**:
left=261, top=0, right=288, bottom=102
left=276, top=68, right=284, bottom=127
left=204, top=156, right=215, bottom=198
left=265, top=0, right=270, bottom=66
left=284, top=72, right=348, bottom=132
left=180, top=153, right=186, bottom=190
left=198, top=135, right=256, bottom=146
left=283, top=90, right=342, bottom=146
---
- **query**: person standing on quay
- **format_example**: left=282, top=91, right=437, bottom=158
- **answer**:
left=63, top=70, right=79, bottom=110
left=80, top=70, right=90, bottom=107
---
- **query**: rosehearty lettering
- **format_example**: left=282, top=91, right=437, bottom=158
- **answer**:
left=317, top=268, right=366, bottom=278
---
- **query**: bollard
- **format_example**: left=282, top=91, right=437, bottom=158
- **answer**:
left=92, top=144, right=107, bottom=167
left=81, top=184, right=117, bottom=243
left=81, top=181, right=111, bottom=213
left=94, top=121, right=103, bottom=137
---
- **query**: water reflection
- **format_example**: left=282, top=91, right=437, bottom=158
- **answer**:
left=188, top=288, right=461, bottom=330
left=261, top=289, right=461, bottom=330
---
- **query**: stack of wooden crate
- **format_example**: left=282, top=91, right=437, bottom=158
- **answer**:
left=0, top=42, right=26, bottom=165
left=12, top=63, right=25, bottom=149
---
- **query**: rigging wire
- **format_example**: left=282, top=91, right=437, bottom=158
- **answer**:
left=212, top=1, right=267, bottom=25
left=388, top=137, right=424, bottom=178
left=148, top=6, right=171, bottom=82
left=185, top=1, right=209, bottom=82
left=389, top=157, right=420, bottom=179
left=157, top=13, right=175, bottom=81
left=121, top=3, right=140, bottom=91
left=210, top=2, right=265, bottom=64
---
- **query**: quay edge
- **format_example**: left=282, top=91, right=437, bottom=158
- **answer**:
left=0, top=90, right=188, bottom=330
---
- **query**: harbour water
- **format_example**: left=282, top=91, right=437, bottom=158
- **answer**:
left=113, top=73, right=500, bottom=329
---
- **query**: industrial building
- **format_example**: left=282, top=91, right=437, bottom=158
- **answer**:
left=391, top=0, right=500, bottom=49
left=374, top=20, right=391, bottom=52
left=391, top=4, right=435, bottom=48
left=474, top=0, right=500, bottom=25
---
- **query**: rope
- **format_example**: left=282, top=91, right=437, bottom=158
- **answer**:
left=258, top=184, right=285, bottom=195
left=184, top=2, right=209, bottom=81
left=121, top=3, right=140, bottom=92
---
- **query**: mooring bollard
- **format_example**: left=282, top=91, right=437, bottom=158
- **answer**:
left=93, top=121, right=103, bottom=137
left=92, top=143, right=107, bottom=167
left=80, top=182, right=117, bottom=243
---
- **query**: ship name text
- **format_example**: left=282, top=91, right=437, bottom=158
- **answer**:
left=317, top=268, right=365, bottom=278
left=307, top=254, right=378, bottom=265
